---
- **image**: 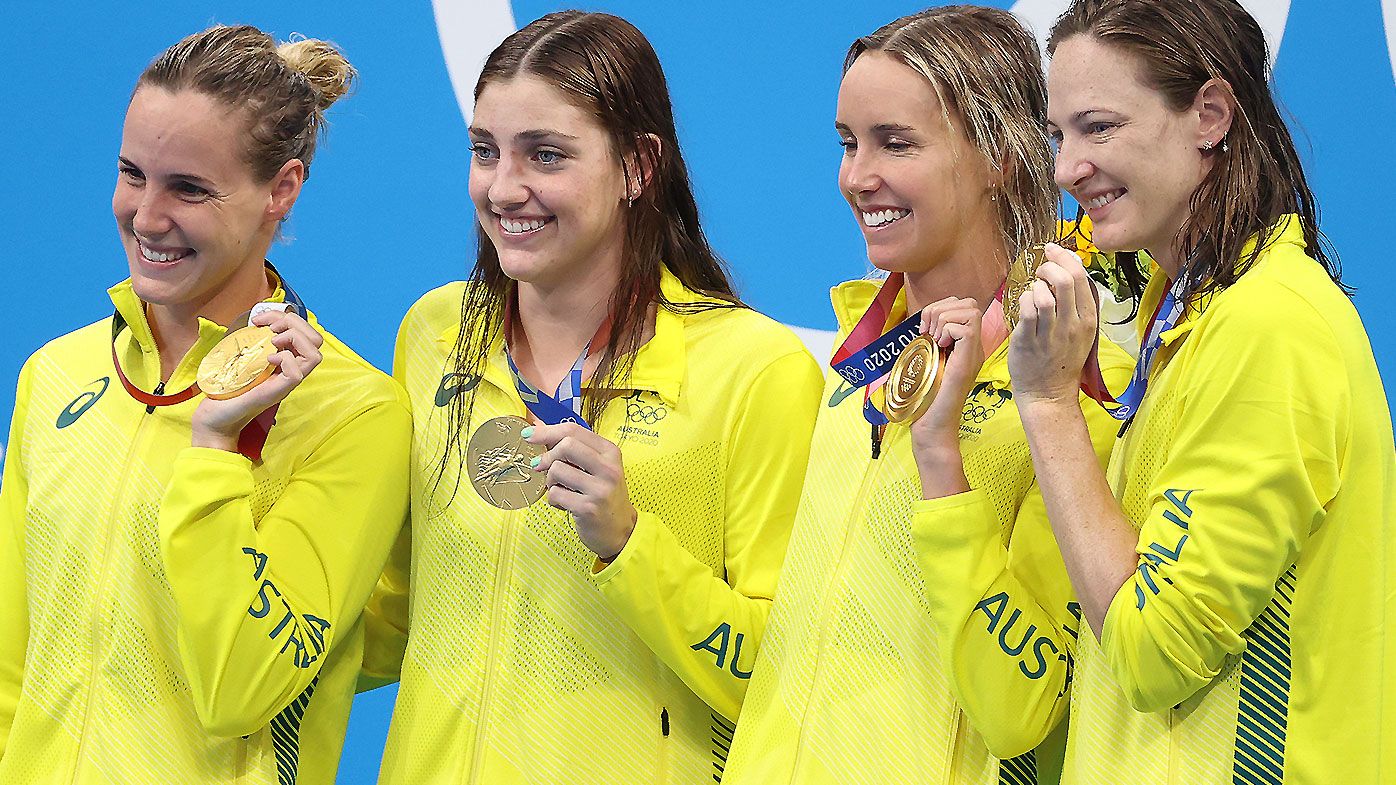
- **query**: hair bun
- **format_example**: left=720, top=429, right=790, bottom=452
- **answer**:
left=277, top=36, right=357, bottom=111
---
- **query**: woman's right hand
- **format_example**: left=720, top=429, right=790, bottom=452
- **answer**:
left=908, top=297, right=984, bottom=494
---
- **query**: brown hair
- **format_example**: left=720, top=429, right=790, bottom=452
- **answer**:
left=845, top=5, right=1058, bottom=279
left=439, top=11, right=741, bottom=473
left=138, top=25, right=357, bottom=182
left=1049, top=0, right=1345, bottom=301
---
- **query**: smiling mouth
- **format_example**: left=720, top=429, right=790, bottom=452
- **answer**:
left=138, top=240, right=192, bottom=263
left=498, top=216, right=555, bottom=236
left=861, top=208, right=911, bottom=228
left=1084, top=189, right=1126, bottom=210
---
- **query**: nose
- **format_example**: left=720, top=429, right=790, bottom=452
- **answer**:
left=485, top=154, right=530, bottom=212
left=840, top=146, right=881, bottom=202
left=1053, top=138, right=1095, bottom=193
left=122, top=184, right=173, bottom=239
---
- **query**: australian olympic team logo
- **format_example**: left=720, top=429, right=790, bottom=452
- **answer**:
left=625, top=390, right=667, bottom=425
left=56, top=377, right=110, bottom=429
left=963, top=382, right=1012, bottom=425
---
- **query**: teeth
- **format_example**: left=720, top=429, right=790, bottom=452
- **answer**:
left=861, top=208, right=911, bottom=227
left=1086, top=190, right=1123, bottom=210
left=501, top=217, right=549, bottom=235
left=139, top=242, right=190, bottom=263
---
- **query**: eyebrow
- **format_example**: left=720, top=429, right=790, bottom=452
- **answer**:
left=833, top=122, right=917, bottom=134
left=117, top=156, right=213, bottom=184
left=467, top=127, right=580, bottom=143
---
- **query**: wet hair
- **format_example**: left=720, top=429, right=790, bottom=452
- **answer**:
left=139, top=24, right=356, bottom=182
left=845, top=5, right=1058, bottom=279
left=436, top=11, right=742, bottom=481
left=1049, top=0, right=1345, bottom=301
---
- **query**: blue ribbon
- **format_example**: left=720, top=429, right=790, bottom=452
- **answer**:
left=1102, top=277, right=1187, bottom=421
left=505, top=344, right=594, bottom=430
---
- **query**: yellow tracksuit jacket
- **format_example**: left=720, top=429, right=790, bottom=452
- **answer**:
left=1062, top=217, right=1396, bottom=784
left=363, top=266, right=823, bottom=784
left=723, top=279, right=1132, bottom=785
left=0, top=278, right=410, bottom=784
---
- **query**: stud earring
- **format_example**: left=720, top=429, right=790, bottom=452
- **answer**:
left=1202, top=140, right=1214, bottom=151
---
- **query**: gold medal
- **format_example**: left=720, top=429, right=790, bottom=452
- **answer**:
left=885, top=335, right=947, bottom=424
left=197, top=325, right=278, bottom=400
left=468, top=415, right=545, bottom=510
left=1003, top=244, right=1052, bottom=332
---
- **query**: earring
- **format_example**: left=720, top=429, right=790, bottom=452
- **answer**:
left=1202, top=140, right=1214, bottom=151
left=1220, top=139, right=1229, bottom=153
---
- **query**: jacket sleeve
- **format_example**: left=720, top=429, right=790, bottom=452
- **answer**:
left=592, top=347, right=823, bottom=721
left=158, top=398, right=412, bottom=736
left=911, top=383, right=1122, bottom=758
left=1100, top=287, right=1342, bottom=712
left=0, top=362, right=32, bottom=760
left=357, top=312, right=420, bottom=691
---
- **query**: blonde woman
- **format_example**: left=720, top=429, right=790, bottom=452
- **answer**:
left=723, top=7, right=1132, bottom=784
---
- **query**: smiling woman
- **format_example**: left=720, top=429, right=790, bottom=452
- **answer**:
left=358, top=10, right=824, bottom=785
left=0, top=24, right=411, bottom=785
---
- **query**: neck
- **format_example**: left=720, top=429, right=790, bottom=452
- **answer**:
left=147, top=261, right=274, bottom=379
left=512, top=261, right=621, bottom=391
left=902, top=235, right=1008, bottom=316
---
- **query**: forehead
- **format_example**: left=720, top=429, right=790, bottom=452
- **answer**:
left=836, top=51, right=948, bottom=129
left=1047, top=35, right=1159, bottom=122
left=121, top=86, right=249, bottom=177
left=472, top=74, right=605, bottom=138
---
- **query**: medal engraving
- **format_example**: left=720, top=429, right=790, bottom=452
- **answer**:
left=885, top=335, right=946, bottom=424
left=468, top=415, right=546, bottom=510
left=197, top=325, right=278, bottom=400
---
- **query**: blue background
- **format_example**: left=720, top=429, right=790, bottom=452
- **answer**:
left=1, top=1, right=1392, bottom=781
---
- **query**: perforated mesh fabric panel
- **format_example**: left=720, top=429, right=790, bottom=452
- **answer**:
left=726, top=373, right=1034, bottom=784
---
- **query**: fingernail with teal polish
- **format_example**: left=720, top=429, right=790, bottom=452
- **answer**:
left=529, top=456, right=541, bottom=468
left=521, top=426, right=534, bottom=438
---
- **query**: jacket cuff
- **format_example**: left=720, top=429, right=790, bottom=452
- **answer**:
left=589, top=509, right=660, bottom=583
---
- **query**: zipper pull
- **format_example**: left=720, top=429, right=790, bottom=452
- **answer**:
left=660, top=707, right=670, bottom=737
left=870, top=422, right=883, bottom=460
left=1117, top=414, right=1135, bottom=439
left=147, top=381, right=165, bottom=415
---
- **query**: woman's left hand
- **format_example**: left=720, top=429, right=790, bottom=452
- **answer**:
left=1008, top=242, right=1098, bottom=410
left=526, top=422, right=637, bottom=561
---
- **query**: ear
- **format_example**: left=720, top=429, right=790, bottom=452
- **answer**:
left=265, top=159, right=306, bottom=222
left=623, top=133, right=663, bottom=202
left=1193, top=78, right=1235, bottom=151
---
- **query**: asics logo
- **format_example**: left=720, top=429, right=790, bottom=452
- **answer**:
left=435, top=372, right=479, bottom=407
left=56, top=377, right=109, bottom=428
left=827, top=380, right=859, bottom=408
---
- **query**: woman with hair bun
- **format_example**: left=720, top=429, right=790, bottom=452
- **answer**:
left=1014, top=0, right=1395, bottom=781
left=0, top=24, right=410, bottom=784
left=360, top=10, right=822, bottom=784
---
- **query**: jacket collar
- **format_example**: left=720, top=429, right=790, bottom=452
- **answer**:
left=439, top=265, right=703, bottom=408
left=1137, top=213, right=1305, bottom=346
left=107, top=269, right=297, bottom=387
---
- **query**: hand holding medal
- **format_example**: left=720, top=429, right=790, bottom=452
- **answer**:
left=191, top=307, right=324, bottom=452
left=524, top=422, right=637, bottom=563
left=1006, top=242, right=1100, bottom=408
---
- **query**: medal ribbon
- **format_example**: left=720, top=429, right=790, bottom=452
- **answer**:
left=503, top=298, right=613, bottom=431
left=830, top=273, right=1010, bottom=427
left=829, top=273, right=922, bottom=427
left=109, top=262, right=308, bottom=461
left=1078, top=275, right=1186, bottom=420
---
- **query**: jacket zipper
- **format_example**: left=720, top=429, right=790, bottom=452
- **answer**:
left=464, top=509, right=519, bottom=784
left=656, top=706, right=671, bottom=784
left=68, top=407, right=156, bottom=780
left=787, top=454, right=884, bottom=776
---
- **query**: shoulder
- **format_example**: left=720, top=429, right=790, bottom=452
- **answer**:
left=682, top=304, right=816, bottom=367
left=401, top=281, right=470, bottom=335
left=303, top=321, right=410, bottom=415
left=17, top=316, right=114, bottom=383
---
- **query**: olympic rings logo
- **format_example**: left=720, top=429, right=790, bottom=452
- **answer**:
left=837, top=366, right=866, bottom=384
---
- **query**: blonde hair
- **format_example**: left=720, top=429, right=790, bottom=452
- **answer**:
left=845, top=6, right=1056, bottom=272
left=138, top=25, right=357, bottom=182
